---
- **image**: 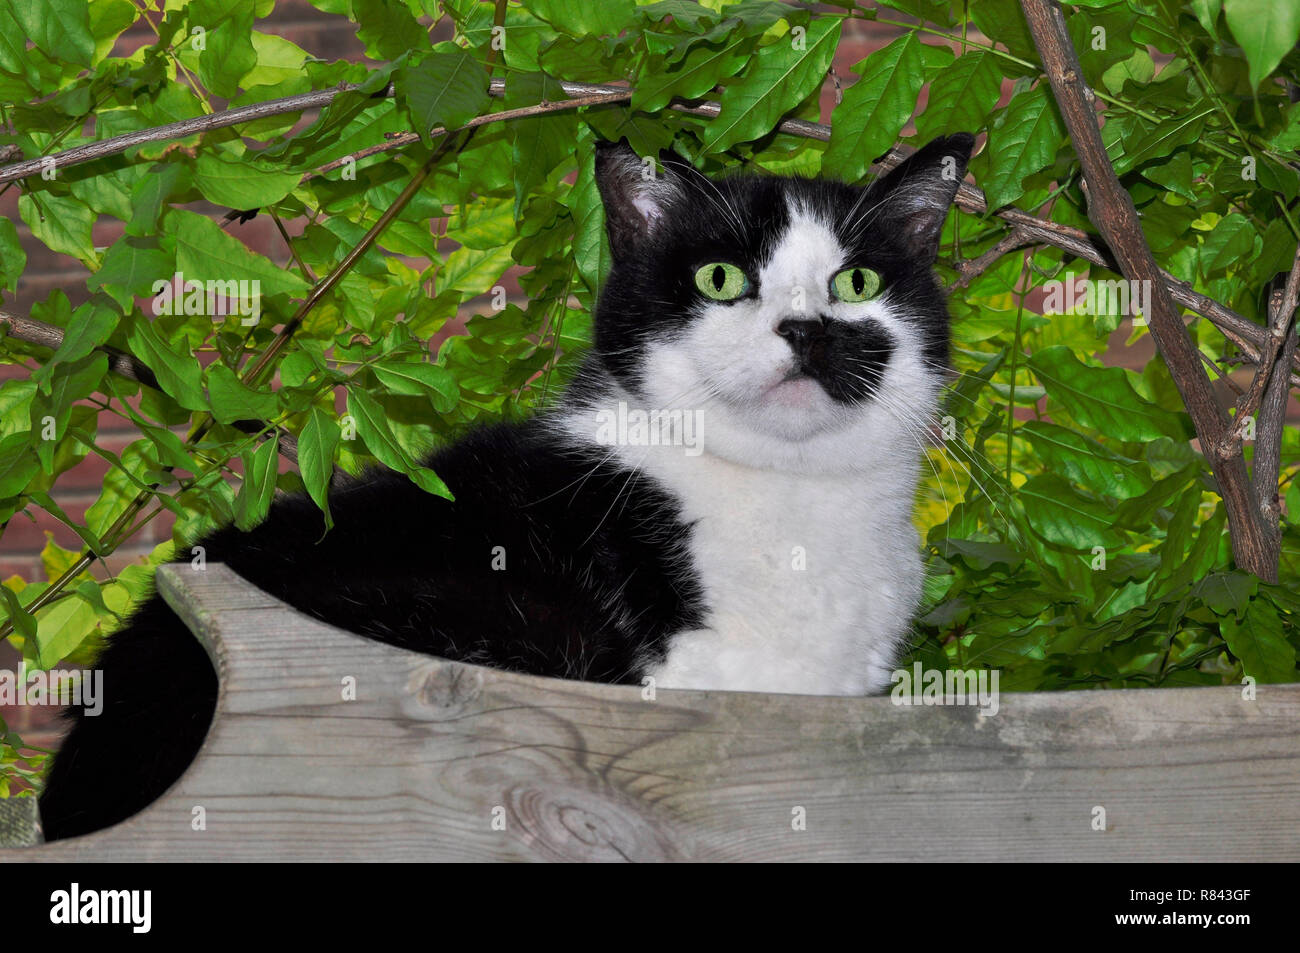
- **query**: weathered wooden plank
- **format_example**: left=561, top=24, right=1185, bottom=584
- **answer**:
left=0, top=795, right=39, bottom=848
left=3, top=563, right=1298, bottom=861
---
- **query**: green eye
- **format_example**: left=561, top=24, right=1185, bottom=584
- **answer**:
left=694, top=262, right=749, bottom=301
left=831, top=267, right=881, bottom=303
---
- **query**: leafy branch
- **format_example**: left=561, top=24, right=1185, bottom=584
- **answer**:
left=1019, top=0, right=1290, bottom=581
left=1, top=77, right=1292, bottom=384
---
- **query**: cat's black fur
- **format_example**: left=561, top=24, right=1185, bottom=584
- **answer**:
left=38, top=133, right=974, bottom=841
left=39, top=423, right=704, bottom=839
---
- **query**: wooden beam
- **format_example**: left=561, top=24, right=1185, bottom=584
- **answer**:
left=3, top=565, right=1298, bottom=861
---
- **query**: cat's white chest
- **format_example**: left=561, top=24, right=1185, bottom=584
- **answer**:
left=640, top=451, right=923, bottom=696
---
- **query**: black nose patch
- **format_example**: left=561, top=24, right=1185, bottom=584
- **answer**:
left=776, top=318, right=827, bottom=364
left=775, top=316, right=894, bottom=404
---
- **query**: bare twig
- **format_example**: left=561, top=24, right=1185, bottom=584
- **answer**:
left=1020, top=0, right=1278, bottom=582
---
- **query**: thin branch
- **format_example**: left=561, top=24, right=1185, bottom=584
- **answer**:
left=1, top=309, right=159, bottom=390
left=1225, top=289, right=1289, bottom=446
left=1020, top=0, right=1278, bottom=582
left=950, top=225, right=1033, bottom=290
left=0, top=77, right=1290, bottom=379
left=0, top=309, right=298, bottom=462
left=1252, top=244, right=1300, bottom=534
left=240, top=128, right=476, bottom=389
left=0, top=84, right=362, bottom=185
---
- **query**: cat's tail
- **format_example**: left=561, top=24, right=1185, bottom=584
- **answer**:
left=37, top=594, right=218, bottom=842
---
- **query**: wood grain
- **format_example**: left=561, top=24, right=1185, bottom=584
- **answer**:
left=3, top=564, right=1298, bottom=861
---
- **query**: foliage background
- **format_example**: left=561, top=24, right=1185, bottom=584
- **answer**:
left=1, top=0, right=1299, bottom=793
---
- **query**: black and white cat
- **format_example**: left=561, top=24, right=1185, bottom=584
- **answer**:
left=38, top=133, right=973, bottom=840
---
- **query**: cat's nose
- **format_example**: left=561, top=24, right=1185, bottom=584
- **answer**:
left=776, top=318, right=827, bottom=361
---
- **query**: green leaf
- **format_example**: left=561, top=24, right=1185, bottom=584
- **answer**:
left=88, top=0, right=141, bottom=64
left=914, top=49, right=1003, bottom=139
left=1101, top=48, right=1155, bottom=95
left=43, top=301, right=118, bottom=368
left=354, top=0, right=426, bottom=59
left=1020, top=473, right=1126, bottom=551
left=1224, top=0, right=1300, bottom=89
left=1199, top=212, right=1256, bottom=278
left=241, top=31, right=311, bottom=88
left=30, top=353, right=107, bottom=470
left=397, top=47, right=491, bottom=146
left=1222, top=600, right=1296, bottom=682
left=198, top=6, right=257, bottom=97
left=372, top=361, right=459, bottom=412
left=193, top=151, right=302, bottom=210
left=529, top=0, right=635, bottom=36
left=126, top=163, right=190, bottom=238
left=1028, top=345, right=1186, bottom=442
left=978, top=85, right=1065, bottom=210
left=699, top=18, right=841, bottom=154
left=0, top=217, right=25, bottom=292
left=298, top=407, right=339, bottom=530
left=1114, top=110, right=1209, bottom=175
left=1191, top=0, right=1223, bottom=38
left=1141, top=151, right=1196, bottom=201
left=507, top=71, right=573, bottom=214
left=449, top=197, right=517, bottom=250
left=1019, top=421, right=1150, bottom=499
left=571, top=128, right=610, bottom=300
left=233, top=436, right=279, bottom=531
left=968, top=0, right=1038, bottom=61
left=0, top=431, right=39, bottom=498
left=123, top=312, right=206, bottom=411
left=30, top=489, right=103, bottom=553
left=631, top=29, right=757, bottom=114
left=18, top=192, right=98, bottom=266
left=638, top=0, right=722, bottom=31
left=0, top=583, right=36, bottom=644
left=34, top=592, right=99, bottom=669
left=6, top=0, right=94, bottom=68
left=207, top=363, right=279, bottom=424
left=1197, top=570, right=1258, bottom=617
left=823, top=34, right=926, bottom=183
left=347, top=387, right=451, bottom=498
left=440, top=243, right=514, bottom=298
left=88, top=236, right=175, bottom=312
left=165, top=208, right=309, bottom=298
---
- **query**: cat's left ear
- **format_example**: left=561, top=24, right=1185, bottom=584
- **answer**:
left=594, top=139, right=681, bottom=261
left=869, top=133, right=975, bottom=264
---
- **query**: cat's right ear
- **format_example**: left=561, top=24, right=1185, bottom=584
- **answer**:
left=594, top=139, right=676, bottom=260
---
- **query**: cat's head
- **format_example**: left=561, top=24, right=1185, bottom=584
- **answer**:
left=589, top=134, right=973, bottom=473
